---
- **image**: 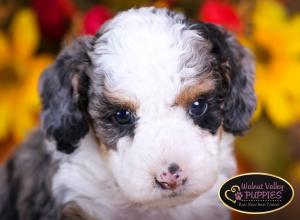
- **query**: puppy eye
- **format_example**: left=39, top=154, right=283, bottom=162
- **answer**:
left=113, top=109, right=135, bottom=125
left=188, top=99, right=208, bottom=118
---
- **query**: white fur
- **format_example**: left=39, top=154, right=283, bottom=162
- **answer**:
left=51, top=7, right=237, bottom=220
left=51, top=132, right=235, bottom=220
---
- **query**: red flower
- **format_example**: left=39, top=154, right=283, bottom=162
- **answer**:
left=32, top=0, right=75, bottom=41
left=83, top=5, right=112, bottom=35
left=199, top=0, right=242, bottom=33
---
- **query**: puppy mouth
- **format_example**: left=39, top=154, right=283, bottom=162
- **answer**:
left=154, top=177, right=188, bottom=191
left=155, top=178, right=170, bottom=190
left=141, top=179, right=199, bottom=208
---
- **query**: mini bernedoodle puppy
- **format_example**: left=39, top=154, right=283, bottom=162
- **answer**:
left=0, top=7, right=256, bottom=220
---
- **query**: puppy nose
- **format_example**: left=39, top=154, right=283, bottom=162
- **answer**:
left=155, top=163, right=188, bottom=190
left=168, top=163, right=180, bottom=174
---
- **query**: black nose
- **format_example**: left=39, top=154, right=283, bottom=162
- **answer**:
left=168, top=163, right=180, bottom=174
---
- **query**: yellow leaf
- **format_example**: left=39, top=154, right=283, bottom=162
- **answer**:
left=253, top=0, right=287, bottom=30
left=10, top=9, right=40, bottom=61
left=282, top=63, right=300, bottom=97
left=252, top=99, right=262, bottom=122
left=284, top=15, right=300, bottom=57
left=12, top=107, right=36, bottom=142
left=0, top=101, right=11, bottom=140
left=24, top=55, right=53, bottom=106
left=265, top=89, right=298, bottom=127
left=0, top=32, right=10, bottom=64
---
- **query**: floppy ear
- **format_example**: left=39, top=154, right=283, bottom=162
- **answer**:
left=203, top=23, right=256, bottom=135
left=221, top=29, right=256, bottom=135
left=39, top=36, right=94, bottom=153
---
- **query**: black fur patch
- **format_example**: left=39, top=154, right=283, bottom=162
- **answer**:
left=189, top=91, right=223, bottom=134
left=39, top=37, right=94, bottom=153
left=187, top=21, right=256, bottom=135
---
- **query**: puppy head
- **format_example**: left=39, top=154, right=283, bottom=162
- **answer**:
left=39, top=8, right=255, bottom=206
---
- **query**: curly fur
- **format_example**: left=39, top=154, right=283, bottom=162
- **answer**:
left=0, top=7, right=256, bottom=220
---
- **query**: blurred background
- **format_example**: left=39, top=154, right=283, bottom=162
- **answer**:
left=0, top=0, right=299, bottom=219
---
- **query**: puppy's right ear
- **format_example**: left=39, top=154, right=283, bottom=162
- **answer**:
left=39, top=36, right=94, bottom=154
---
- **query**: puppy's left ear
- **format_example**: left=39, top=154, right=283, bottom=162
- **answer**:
left=220, top=27, right=256, bottom=135
left=39, top=36, right=94, bottom=153
left=203, top=23, right=256, bottom=135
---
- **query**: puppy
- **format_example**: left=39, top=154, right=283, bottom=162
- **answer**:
left=0, top=7, right=256, bottom=220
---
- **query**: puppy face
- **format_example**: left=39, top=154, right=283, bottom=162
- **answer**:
left=40, top=8, right=255, bottom=206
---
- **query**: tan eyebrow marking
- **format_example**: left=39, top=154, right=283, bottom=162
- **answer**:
left=103, top=89, right=140, bottom=112
left=175, top=79, right=215, bottom=107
